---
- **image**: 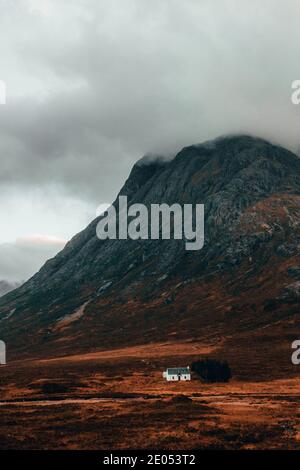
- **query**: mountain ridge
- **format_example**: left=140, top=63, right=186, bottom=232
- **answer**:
left=1, top=134, right=300, bottom=367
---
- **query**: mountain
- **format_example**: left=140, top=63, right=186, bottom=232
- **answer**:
left=0, top=280, right=23, bottom=298
left=2, top=134, right=300, bottom=372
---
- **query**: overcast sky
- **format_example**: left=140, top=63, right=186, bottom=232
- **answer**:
left=1, top=0, right=300, bottom=282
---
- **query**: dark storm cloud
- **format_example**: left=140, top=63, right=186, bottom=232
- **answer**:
left=1, top=0, right=300, bottom=204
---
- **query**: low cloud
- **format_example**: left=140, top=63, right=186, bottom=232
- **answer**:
left=1, top=0, right=300, bottom=280
left=16, top=234, right=67, bottom=247
left=1, top=0, right=300, bottom=203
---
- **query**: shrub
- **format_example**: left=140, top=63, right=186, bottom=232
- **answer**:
left=171, top=395, right=192, bottom=404
left=41, top=382, right=69, bottom=394
left=191, top=359, right=232, bottom=383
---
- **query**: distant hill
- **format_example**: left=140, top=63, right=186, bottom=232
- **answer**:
left=0, top=280, right=23, bottom=298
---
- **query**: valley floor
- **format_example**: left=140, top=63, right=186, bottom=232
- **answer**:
left=1, top=341, right=300, bottom=449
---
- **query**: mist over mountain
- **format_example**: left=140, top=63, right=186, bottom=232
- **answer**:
left=0, top=280, right=23, bottom=298
left=1, top=135, right=300, bottom=363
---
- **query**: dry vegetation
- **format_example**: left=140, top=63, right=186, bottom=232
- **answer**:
left=1, top=340, right=300, bottom=449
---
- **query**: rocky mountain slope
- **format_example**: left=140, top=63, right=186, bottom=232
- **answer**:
left=1, top=135, right=300, bottom=367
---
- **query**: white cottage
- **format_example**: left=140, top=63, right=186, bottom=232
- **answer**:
left=163, top=366, right=191, bottom=381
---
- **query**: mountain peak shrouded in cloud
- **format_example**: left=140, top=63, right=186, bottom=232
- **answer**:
left=2, top=135, right=300, bottom=357
left=135, top=152, right=175, bottom=167
left=1, top=0, right=300, bottom=204
left=2, top=0, right=300, bottom=285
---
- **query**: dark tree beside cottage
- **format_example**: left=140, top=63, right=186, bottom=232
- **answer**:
left=191, top=359, right=232, bottom=383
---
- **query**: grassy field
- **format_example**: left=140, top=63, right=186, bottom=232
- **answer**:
left=1, top=341, right=300, bottom=449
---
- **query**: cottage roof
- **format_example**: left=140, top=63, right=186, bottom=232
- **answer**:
left=166, top=367, right=190, bottom=375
